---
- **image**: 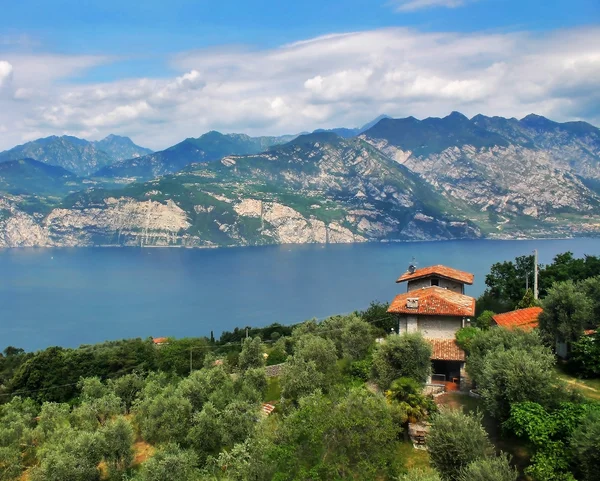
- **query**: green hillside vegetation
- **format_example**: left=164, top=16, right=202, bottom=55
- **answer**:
left=95, top=131, right=297, bottom=180
left=362, top=112, right=509, bottom=157
left=0, top=158, right=86, bottom=196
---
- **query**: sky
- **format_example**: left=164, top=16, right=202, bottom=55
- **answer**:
left=0, top=0, right=598, bottom=151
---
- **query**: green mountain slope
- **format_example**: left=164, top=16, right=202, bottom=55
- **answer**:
left=10, top=132, right=477, bottom=248
left=0, top=158, right=85, bottom=196
left=95, top=131, right=297, bottom=180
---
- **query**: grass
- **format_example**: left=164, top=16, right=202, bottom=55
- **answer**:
left=554, top=365, right=600, bottom=401
left=397, top=441, right=433, bottom=472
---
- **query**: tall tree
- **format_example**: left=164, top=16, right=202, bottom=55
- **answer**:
left=372, top=333, right=432, bottom=389
left=539, top=280, right=593, bottom=346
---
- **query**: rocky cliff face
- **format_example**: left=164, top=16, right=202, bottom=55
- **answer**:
left=0, top=134, right=152, bottom=177
left=2, top=113, right=600, bottom=248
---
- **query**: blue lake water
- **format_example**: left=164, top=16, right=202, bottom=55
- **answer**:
left=1, top=238, right=599, bottom=352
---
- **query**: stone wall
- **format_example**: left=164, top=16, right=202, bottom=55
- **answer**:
left=407, top=277, right=464, bottom=293
left=417, top=316, right=462, bottom=338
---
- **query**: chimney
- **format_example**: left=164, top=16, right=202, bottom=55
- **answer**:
left=406, top=297, right=419, bottom=309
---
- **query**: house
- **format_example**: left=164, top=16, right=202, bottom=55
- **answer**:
left=492, top=307, right=542, bottom=331
left=388, top=264, right=475, bottom=390
left=152, top=337, right=169, bottom=346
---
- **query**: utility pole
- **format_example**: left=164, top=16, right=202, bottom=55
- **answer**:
left=533, top=249, right=539, bottom=300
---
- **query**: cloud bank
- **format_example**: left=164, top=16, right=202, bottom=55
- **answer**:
left=0, top=26, right=599, bottom=150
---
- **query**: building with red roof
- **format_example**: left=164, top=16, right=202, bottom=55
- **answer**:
left=492, top=307, right=542, bottom=331
left=388, top=263, right=476, bottom=390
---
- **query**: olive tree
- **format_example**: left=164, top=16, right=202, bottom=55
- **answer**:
left=427, top=410, right=494, bottom=481
left=458, top=455, right=518, bottom=481
left=372, top=333, right=432, bottom=389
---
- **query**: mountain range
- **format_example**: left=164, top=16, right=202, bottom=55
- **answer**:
left=1, top=113, right=599, bottom=248
left=0, top=134, right=152, bottom=176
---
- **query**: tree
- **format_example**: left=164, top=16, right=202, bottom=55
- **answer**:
left=31, top=429, right=105, bottom=481
left=506, top=401, right=599, bottom=481
left=466, top=328, right=544, bottom=385
left=475, top=310, right=495, bottom=330
left=135, top=444, right=198, bottom=481
left=478, top=346, right=557, bottom=420
left=360, top=301, right=396, bottom=334
left=372, top=333, right=432, bottom=389
left=570, top=409, right=600, bottom=481
left=570, top=331, right=600, bottom=377
left=134, top=385, right=192, bottom=445
left=341, top=315, right=374, bottom=360
left=485, top=255, right=535, bottom=307
left=455, top=327, right=479, bottom=353
left=238, top=337, right=265, bottom=371
left=427, top=410, right=494, bottom=481
left=270, top=389, right=400, bottom=480
left=156, top=337, right=209, bottom=375
left=457, top=455, right=518, bottom=481
left=187, top=402, right=223, bottom=466
left=539, top=280, right=593, bottom=346
left=107, top=371, right=145, bottom=413
left=516, top=289, right=537, bottom=309
left=386, top=377, right=437, bottom=431
left=280, top=334, right=339, bottom=401
left=580, top=276, right=600, bottom=326
left=100, top=417, right=134, bottom=477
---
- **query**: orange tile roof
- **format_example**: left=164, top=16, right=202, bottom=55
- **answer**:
left=396, top=265, right=474, bottom=285
left=387, top=286, right=475, bottom=317
left=427, top=338, right=466, bottom=361
left=152, top=337, right=169, bottom=344
left=584, top=329, right=597, bottom=336
left=492, top=307, right=542, bottom=331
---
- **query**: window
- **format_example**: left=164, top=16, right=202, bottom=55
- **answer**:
left=431, top=278, right=439, bottom=286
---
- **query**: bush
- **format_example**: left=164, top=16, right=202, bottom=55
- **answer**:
left=570, top=409, right=600, bottom=481
left=427, top=410, right=494, bottom=481
left=458, top=454, right=518, bottom=481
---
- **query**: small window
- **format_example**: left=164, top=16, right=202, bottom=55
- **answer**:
left=431, top=278, right=439, bottom=287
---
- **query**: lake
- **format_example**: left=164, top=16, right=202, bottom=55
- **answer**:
left=1, top=238, right=599, bottom=351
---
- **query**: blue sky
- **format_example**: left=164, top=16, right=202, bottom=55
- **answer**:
left=0, top=0, right=598, bottom=149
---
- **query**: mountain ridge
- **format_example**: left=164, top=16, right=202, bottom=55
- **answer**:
left=1, top=112, right=600, bottom=248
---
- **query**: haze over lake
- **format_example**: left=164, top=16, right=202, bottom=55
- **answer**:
left=2, top=238, right=599, bottom=351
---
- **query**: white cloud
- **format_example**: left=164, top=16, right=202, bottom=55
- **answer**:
left=391, top=0, right=470, bottom=12
left=0, top=61, right=13, bottom=88
left=0, top=27, right=599, bottom=151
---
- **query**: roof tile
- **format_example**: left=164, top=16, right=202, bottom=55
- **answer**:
left=387, top=286, right=475, bottom=317
left=427, top=339, right=466, bottom=361
left=492, top=307, right=542, bottom=331
left=397, top=265, right=474, bottom=285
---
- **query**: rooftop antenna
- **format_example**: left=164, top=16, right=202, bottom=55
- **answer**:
left=408, top=257, right=417, bottom=274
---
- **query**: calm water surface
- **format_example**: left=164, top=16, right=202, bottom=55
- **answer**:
left=2, top=238, right=599, bottom=351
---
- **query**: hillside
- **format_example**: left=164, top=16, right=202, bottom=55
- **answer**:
left=0, top=134, right=152, bottom=176
left=360, top=113, right=600, bottom=236
left=95, top=131, right=298, bottom=180
left=0, top=133, right=477, bottom=247
left=2, top=113, right=600, bottom=247
left=0, top=158, right=86, bottom=196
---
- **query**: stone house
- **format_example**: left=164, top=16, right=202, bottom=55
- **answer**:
left=387, top=265, right=475, bottom=390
